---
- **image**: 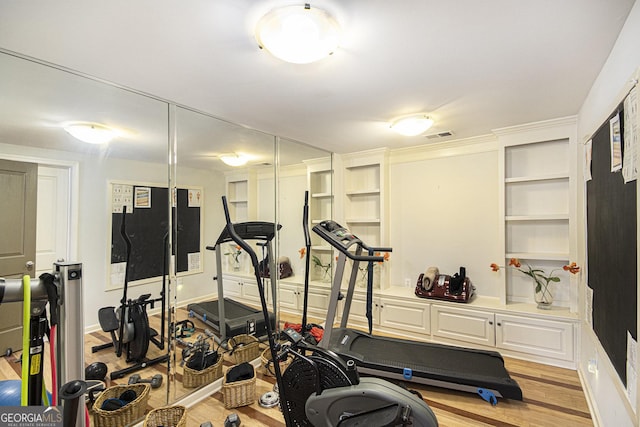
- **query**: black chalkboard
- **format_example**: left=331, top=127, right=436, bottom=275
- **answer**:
left=586, top=104, right=637, bottom=386
left=110, top=186, right=201, bottom=283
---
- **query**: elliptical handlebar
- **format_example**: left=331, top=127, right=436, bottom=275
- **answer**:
left=220, top=196, right=294, bottom=426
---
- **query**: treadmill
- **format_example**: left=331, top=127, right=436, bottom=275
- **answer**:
left=313, top=220, right=523, bottom=401
left=187, top=221, right=279, bottom=344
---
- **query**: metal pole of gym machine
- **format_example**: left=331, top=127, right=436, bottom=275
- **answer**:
left=55, top=262, right=85, bottom=426
left=0, top=262, right=85, bottom=426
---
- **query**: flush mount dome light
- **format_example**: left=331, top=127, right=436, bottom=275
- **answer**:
left=255, top=3, right=341, bottom=64
left=390, top=115, right=434, bottom=136
left=220, top=153, right=249, bottom=167
left=63, top=122, right=118, bottom=144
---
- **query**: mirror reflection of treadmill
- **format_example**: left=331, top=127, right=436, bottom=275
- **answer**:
left=313, top=220, right=523, bottom=401
left=187, top=222, right=279, bottom=344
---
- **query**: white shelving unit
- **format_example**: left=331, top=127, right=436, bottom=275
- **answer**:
left=225, top=170, right=256, bottom=222
left=495, top=117, right=578, bottom=313
left=305, top=158, right=334, bottom=283
left=341, top=148, right=389, bottom=289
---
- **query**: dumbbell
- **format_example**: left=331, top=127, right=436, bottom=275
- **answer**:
left=224, top=413, right=241, bottom=427
left=127, top=373, right=163, bottom=388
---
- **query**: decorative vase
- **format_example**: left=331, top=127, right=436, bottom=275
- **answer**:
left=534, top=283, right=553, bottom=310
left=232, top=258, right=241, bottom=272
left=321, top=268, right=331, bottom=283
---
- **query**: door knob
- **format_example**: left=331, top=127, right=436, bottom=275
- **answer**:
left=25, top=261, right=34, bottom=270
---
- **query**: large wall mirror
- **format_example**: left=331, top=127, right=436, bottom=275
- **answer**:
left=0, top=49, right=174, bottom=419
left=0, top=48, right=333, bottom=424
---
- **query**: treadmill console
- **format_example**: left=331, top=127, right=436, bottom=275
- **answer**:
left=313, top=220, right=361, bottom=252
left=283, top=327, right=303, bottom=344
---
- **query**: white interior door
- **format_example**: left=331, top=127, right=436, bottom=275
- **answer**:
left=36, top=165, right=70, bottom=278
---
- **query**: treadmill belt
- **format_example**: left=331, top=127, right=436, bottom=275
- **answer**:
left=187, top=298, right=275, bottom=338
left=329, top=328, right=522, bottom=400
left=195, top=299, right=257, bottom=319
left=351, top=335, right=508, bottom=378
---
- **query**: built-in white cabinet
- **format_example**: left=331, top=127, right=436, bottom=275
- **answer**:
left=430, top=302, right=575, bottom=365
left=222, top=274, right=264, bottom=306
left=495, top=313, right=574, bottom=362
left=225, top=170, right=256, bottom=222
left=278, top=281, right=332, bottom=318
left=431, top=305, right=495, bottom=347
left=341, top=291, right=430, bottom=336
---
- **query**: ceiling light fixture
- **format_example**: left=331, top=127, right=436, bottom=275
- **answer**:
left=390, top=115, right=434, bottom=136
left=255, top=3, right=341, bottom=64
left=220, top=153, right=249, bottom=167
left=63, top=122, right=118, bottom=144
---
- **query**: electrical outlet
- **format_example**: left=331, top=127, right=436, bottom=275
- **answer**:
left=588, top=355, right=598, bottom=373
left=404, top=278, right=411, bottom=286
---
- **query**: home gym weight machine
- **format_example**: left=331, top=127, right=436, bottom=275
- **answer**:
left=313, top=220, right=523, bottom=401
left=0, top=262, right=88, bottom=426
left=91, top=207, right=169, bottom=380
left=221, top=195, right=439, bottom=426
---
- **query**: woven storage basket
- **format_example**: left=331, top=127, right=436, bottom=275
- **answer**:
left=92, top=383, right=150, bottom=427
left=143, top=405, right=187, bottom=427
left=227, top=334, right=260, bottom=364
left=222, top=365, right=256, bottom=409
left=259, top=347, right=293, bottom=377
left=183, top=351, right=224, bottom=388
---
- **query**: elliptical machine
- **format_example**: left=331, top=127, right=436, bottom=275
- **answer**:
left=220, top=195, right=438, bottom=427
left=92, top=207, right=169, bottom=380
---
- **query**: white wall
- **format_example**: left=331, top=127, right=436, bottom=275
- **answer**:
left=388, top=144, right=501, bottom=298
left=576, top=2, right=640, bottom=426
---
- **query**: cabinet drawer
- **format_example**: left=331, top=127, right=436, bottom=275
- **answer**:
left=431, top=305, right=495, bottom=346
left=495, top=314, right=574, bottom=361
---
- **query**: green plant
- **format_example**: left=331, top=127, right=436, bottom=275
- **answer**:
left=491, top=258, right=580, bottom=303
left=312, top=255, right=331, bottom=280
left=224, top=244, right=242, bottom=263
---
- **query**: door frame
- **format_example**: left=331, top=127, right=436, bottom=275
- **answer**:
left=0, top=153, right=79, bottom=262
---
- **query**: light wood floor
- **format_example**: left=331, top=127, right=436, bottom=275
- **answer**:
left=0, top=306, right=593, bottom=427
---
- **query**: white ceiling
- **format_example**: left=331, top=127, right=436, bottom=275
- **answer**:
left=0, top=0, right=636, bottom=154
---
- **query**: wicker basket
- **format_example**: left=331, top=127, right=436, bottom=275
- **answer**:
left=259, top=347, right=293, bottom=377
left=227, top=334, right=260, bottom=364
left=222, top=365, right=256, bottom=409
left=183, top=351, right=224, bottom=388
left=143, top=405, right=187, bottom=427
left=92, top=383, right=150, bottom=427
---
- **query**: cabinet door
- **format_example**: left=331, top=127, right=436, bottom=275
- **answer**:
left=344, top=295, right=377, bottom=326
left=241, top=279, right=262, bottom=304
left=222, top=275, right=243, bottom=298
left=495, top=314, right=574, bottom=362
left=279, top=284, right=299, bottom=311
left=431, top=305, right=495, bottom=347
left=379, top=297, right=430, bottom=335
left=306, top=287, right=331, bottom=316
